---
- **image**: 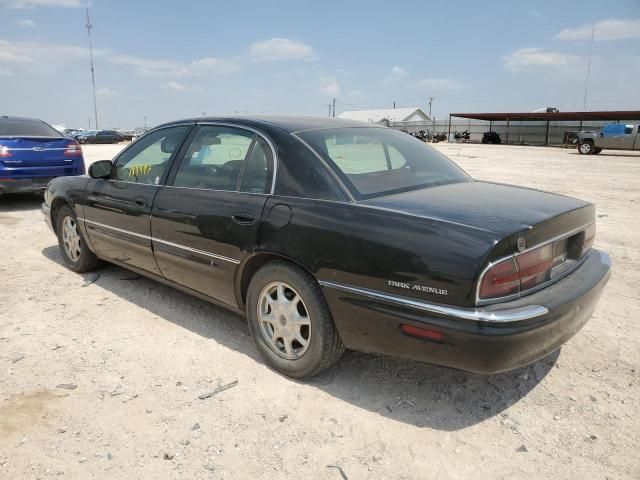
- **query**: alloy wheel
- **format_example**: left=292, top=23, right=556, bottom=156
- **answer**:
left=61, top=216, right=81, bottom=262
left=257, top=281, right=311, bottom=360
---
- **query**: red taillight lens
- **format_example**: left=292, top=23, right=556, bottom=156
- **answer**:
left=582, top=223, right=596, bottom=251
left=64, top=141, right=83, bottom=156
left=478, top=256, right=520, bottom=300
left=0, top=144, right=11, bottom=157
left=516, top=243, right=553, bottom=290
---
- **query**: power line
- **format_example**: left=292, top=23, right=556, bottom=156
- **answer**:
left=85, top=5, right=98, bottom=130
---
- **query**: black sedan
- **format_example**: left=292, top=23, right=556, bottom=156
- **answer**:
left=76, top=130, right=125, bottom=144
left=42, top=116, right=611, bottom=378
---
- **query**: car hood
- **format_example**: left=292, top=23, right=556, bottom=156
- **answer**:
left=360, top=181, right=590, bottom=236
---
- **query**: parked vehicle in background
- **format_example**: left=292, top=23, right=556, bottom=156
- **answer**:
left=116, top=130, right=135, bottom=141
left=454, top=130, right=471, bottom=142
left=76, top=130, right=125, bottom=144
left=42, top=116, right=610, bottom=379
left=482, top=131, right=502, bottom=144
left=577, top=124, right=640, bottom=154
left=0, top=115, right=85, bottom=195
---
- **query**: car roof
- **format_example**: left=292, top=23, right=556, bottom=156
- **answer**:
left=0, top=115, right=47, bottom=123
left=157, top=115, right=385, bottom=133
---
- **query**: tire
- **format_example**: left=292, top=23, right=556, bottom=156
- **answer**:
left=594, top=148, right=602, bottom=154
left=246, top=261, right=344, bottom=379
left=55, top=205, right=101, bottom=273
left=578, top=142, right=594, bottom=154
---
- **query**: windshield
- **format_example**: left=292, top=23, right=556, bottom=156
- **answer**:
left=297, top=127, right=472, bottom=199
left=0, top=118, right=63, bottom=137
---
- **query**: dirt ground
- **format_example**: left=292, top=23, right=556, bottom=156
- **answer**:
left=1, top=143, right=638, bottom=480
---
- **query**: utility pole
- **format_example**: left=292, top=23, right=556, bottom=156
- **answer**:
left=428, top=97, right=435, bottom=119
left=326, top=103, right=332, bottom=117
left=85, top=6, right=98, bottom=130
left=332, top=98, right=336, bottom=118
left=143, top=116, right=147, bottom=128
left=393, top=101, right=396, bottom=109
left=583, top=24, right=595, bottom=111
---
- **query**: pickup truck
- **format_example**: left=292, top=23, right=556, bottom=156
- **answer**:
left=577, top=123, right=640, bottom=154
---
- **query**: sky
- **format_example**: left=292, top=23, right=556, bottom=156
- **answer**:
left=1, top=0, right=639, bottom=129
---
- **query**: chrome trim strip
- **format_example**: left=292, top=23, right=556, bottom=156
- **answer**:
left=77, top=218, right=240, bottom=264
left=79, top=217, right=151, bottom=240
left=152, top=237, right=240, bottom=264
left=319, top=280, right=548, bottom=323
left=475, top=221, right=595, bottom=305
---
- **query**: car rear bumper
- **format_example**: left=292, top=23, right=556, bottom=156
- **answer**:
left=0, top=177, right=55, bottom=194
left=321, top=249, right=611, bottom=374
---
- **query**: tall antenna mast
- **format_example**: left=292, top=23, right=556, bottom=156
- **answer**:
left=582, top=24, right=595, bottom=111
left=86, top=6, right=99, bottom=129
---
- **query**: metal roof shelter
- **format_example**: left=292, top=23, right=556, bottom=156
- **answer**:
left=450, top=111, right=640, bottom=122
left=448, top=110, right=640, bottom=145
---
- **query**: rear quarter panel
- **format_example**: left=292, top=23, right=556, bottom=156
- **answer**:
left=258, top=196, right=502, bottom=307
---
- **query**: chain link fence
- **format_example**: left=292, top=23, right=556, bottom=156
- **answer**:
left=387, top=119, right=640, bottom=146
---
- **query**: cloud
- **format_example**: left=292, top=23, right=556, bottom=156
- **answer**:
left=15, top=19, right=36, bottom=27
left=96, top=87, right=121, bottom=97
left=555, top=18, right=640, bottom=41
left=249, top=38, right=313, bottom=61
left=414, top=77, right=470, bottom=90
left=390, top=66, right=407, bottom=77
left=109, top=54, right=238, bottom=77
left=0, top=0, right=81, bottom=7
left=319, top=76, right=340, bottom=96
left=163, top=81, right=185, bottom=92
left=502, top=47, right=581, bottom=72
left=529, top=9, right=541, bottom=18
left=0, top=38, right=109, bottom=68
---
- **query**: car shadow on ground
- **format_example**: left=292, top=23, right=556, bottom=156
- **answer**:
left=0, top=193, right=43, bottom=212
left=566, top=151, right=640, bottom=158
left=42, top=244, right=558, bottom=431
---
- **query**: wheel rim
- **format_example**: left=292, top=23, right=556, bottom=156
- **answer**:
left=257, top=281, right=311, bottom=360
left=61, top=216, right=81, bottom=262
left=579, top=143, right=591, bottom=153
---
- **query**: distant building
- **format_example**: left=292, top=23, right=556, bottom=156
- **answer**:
left=338, top=107, right=430, bottom=126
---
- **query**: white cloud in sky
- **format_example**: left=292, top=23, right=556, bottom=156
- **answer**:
left=96, top=87, right=120, bottom=97
left=390, top=66, right=407, bottom=77
left=319, top=76, right=340, bottom=96
left=163, top=81, right=185, bottom=92
left=249, top=38, right=313, bottom=61
left=555, top=18, right=640, bottom=41
left=502, top=48, right=581, bottom=72
left=415, top=77, right=469, bottom=90
left=15, top=19, right=36, bottom=27
left=0, top=0, right=81, bottom=7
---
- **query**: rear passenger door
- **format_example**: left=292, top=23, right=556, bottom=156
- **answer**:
left=150, top=124, right=274, bottom=307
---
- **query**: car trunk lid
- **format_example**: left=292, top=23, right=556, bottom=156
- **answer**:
left=0, top=136, right=79, bottom=167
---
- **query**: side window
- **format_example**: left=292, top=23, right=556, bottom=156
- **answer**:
left=240, top=137, right=274, bottom=194
left=624, top=125, right=634, bottom=135
left=173, top=126, right=254, bottom=191
left=112, top=126, right=189, bottom=184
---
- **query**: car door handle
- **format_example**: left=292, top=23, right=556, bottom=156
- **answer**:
left=134, top=199, right=147, bottom=208
left=231, top=212, right=256, bottom=225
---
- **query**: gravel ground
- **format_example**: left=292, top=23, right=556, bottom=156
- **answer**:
left=0, top=143, right=638, bottom=479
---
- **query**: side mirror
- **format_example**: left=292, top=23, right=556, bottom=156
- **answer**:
left=88, top=160, right=113, bottom=179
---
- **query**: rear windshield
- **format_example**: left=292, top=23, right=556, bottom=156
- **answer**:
left=297, top=127, right=471, bottom=199
left=0, top=118, right=63, bottom=137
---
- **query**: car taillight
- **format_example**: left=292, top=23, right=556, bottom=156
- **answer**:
left=516, top=243, right=553, bottom=290
left=64, top=141, right=83, bottom=156
left=582, top=223, right=596, bottom=251
left=478, top=256, right=520, bottom=300
left=0, top=144, right=11, bottom=157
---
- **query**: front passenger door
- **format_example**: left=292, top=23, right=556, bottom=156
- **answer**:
left=151, top=125, right=274, bottom=306
left=83, top=125, right=191, bottom=276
